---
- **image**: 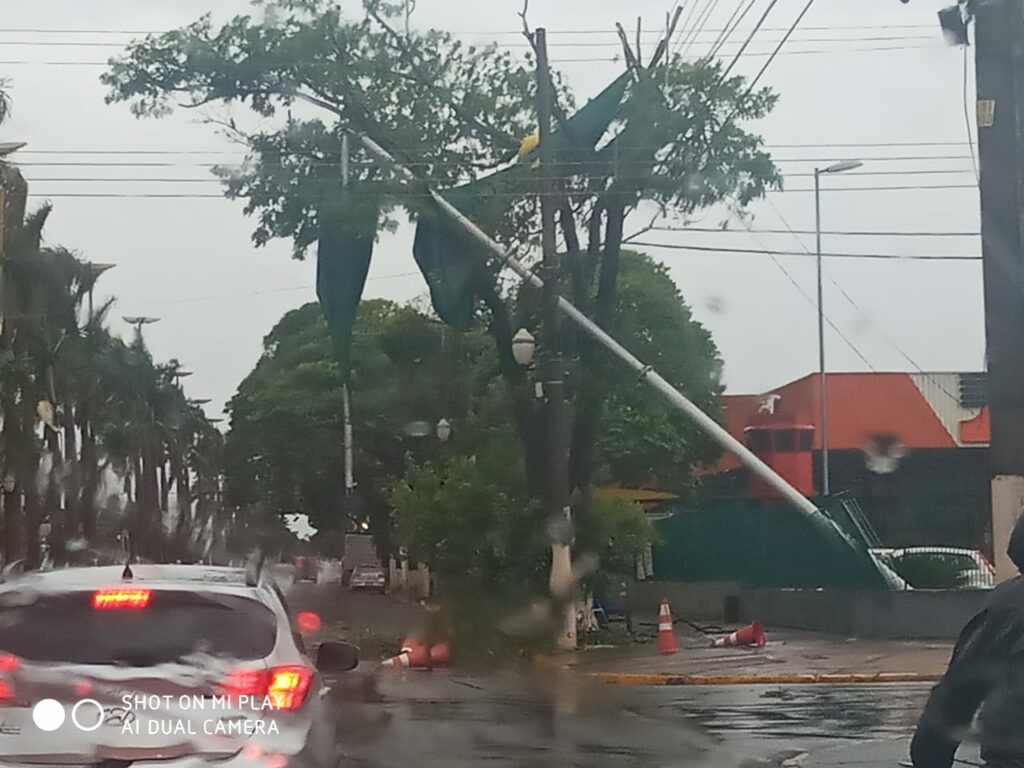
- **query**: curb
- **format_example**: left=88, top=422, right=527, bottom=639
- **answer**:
left=586, top=671, right=942, bottom=686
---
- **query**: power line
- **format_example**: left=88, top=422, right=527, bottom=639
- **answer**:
left=676, top=0, right=722, bottom=57
left=722, top=0, right=781, bottom=78
left=0, top=44, right=944, bottom=65
left=0, top=34, right=940, bottom=48
left=17, top=183, right=981, bottom=198
left=14, top=168, right=981, bottom=182
left=742, top=0, right=818, bottom=94
left=11, top=154, right=980, bottom=165
left=11, top=140, right=975, bottom=155
left=674, top=0, right=702, bottom=52
left=734, top=215, right=876, bottom=369
left=628, top=240, right=981, bottom=260
left=774, top=183, right=979, bottom=192
left=0, top=24, right=944, bottom=35
left=761, top=197, right=961, bottom=403
left=141, top=271, right=421, bottom=306
left=708, top=0, right=760, bottom=59
left=653, top=225, right=980, bottom=237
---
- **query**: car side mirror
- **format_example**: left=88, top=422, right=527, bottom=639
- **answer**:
left=316, top=641, right=359, bottom=673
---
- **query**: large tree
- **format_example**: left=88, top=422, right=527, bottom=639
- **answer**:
left=103, top=0, right=777, bottom=568
left=0, top=102, right=222, bottom=563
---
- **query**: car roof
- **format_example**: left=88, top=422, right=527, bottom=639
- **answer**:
left=0, top=565, right=260, bottom=596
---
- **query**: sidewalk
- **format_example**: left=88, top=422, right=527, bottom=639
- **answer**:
left=568, top=623, right=953, bottom=685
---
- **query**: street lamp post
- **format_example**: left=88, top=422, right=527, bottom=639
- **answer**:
left=814, top=160, right=862, bottom=497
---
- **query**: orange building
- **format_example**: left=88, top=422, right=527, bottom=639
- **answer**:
left=704, top=372, right=991, bottom=552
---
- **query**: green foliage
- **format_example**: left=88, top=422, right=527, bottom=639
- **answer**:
left=224, top=298, right=479, bottom=552
left=390, top=457, right=547, bottom=596
left=517, top=250, right=723, bottom=492
left=101, top=1, right=778, bottom=258
left=0, top=168, right=223, bottom=562
left=577, top=495, right=657, bottom=589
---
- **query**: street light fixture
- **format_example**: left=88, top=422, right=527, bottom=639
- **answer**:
left=814, top=159, right=863, bottom=497
left=512, top=328, right=536, bottom=366
left=123, top=316, right=160, bottom=342
left=436, top=418, right=453, bottom=443
left=188, top=398, right=211, bottom=405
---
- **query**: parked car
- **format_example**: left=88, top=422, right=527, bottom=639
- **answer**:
left=349, top=566, right=387, bottom=593
left=0, top=563, right=359, bottom=767
left=871, top=546, right=996, bottom=589
left=294, top=555, right=319, bottom=583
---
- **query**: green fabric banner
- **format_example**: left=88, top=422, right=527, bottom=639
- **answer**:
left=316, top=196, right=374, bottom=370
left=414, top=72, right=631, bottom=326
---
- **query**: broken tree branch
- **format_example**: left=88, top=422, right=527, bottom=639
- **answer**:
left=615, top=23, right=640, bottom=72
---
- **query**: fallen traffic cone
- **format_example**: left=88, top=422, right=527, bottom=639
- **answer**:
left=400, top=637, right=422, bottom=653
left=381, top=643, right=431, bottom=669
left=657, top=599, right=678, bottom=656
left=429, top=643, right=451, bottom=667
left=709, top=621, right=766, bottom=649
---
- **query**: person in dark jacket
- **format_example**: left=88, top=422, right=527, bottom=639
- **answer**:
left=911, top=514, right=1024, bottom=768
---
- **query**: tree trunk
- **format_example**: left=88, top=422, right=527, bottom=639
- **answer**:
left=43, top=427, right=63, bottom=565
left=63, top=406, right=79, bottom=541
left=0, top=396, right=23, bottom=562
left=77, top=414, right=99, bottom=543
left=140, top=451, right=162, bottom=558
left=478, top=279, right=546, bottom=497
left=159, top=460, right=169, bottom=512
left=569, top=199, right=626, bottom=494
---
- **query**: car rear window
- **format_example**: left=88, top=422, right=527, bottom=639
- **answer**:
left=0, top=590, right=277, bottom=665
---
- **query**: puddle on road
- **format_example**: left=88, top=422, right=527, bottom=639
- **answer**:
left=667, top=684, right=931, bottom=742
left=324, top=670, right=929, bottom=768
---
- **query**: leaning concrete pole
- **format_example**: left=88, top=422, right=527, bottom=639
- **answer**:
left=354, top=134, right=899, bottom=589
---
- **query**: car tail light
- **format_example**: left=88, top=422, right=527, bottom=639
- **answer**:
left=267, top=666, right=312, bottom=711
left=220, top=665, right=313, bottom=712
left=296, top=611, right=321, bottom=634
left=92, top=589, right=152, bottom=610
left=0, top=654, right=20, bottom=706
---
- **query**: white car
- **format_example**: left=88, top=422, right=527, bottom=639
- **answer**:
left=348, top=567, right=386, bottom=593
left=0, top=563, right=359, bottom=768
left=871, top=547, right=996, bottom=589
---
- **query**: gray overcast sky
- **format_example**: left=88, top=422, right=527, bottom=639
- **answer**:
left=1, top=0, right=982, bottom=419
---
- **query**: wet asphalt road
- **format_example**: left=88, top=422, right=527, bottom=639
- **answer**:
left=287, top=580, right=976, bottom=768
left=324, top=670, right=962, bottom=768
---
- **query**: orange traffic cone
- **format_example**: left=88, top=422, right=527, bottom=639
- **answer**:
left=429, top=643, right=451, bottom=667
left=381, top=643, right=431, bottom=669
left=657, top=599, right=678, bottom=656
left=710, top=622, right=766, bottom=649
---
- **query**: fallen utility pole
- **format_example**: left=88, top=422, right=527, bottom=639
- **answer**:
left=353, top=134, right=898, bottom=588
